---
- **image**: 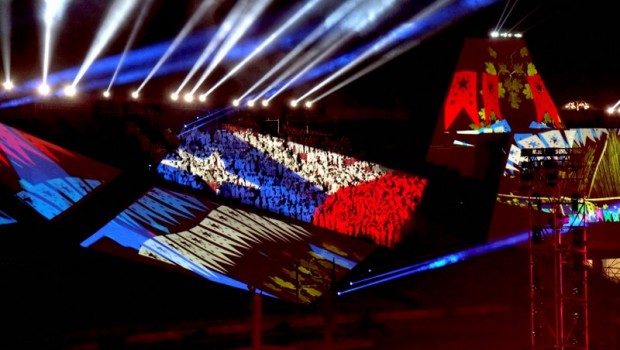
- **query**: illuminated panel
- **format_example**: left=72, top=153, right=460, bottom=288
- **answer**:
left=426, top=38, right=564, bottom=178
left=0, top=210, right=16, bottom=225
left=489, top=128, right=620, bottom=244
left=0, top=123, right=120, bottom=220
left=158, top=126, right=427, bottom=247
left=81, top=187, right=375, bottom=304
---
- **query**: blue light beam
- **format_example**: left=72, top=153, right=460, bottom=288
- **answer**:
left=338, top=231, right=530, bottom=296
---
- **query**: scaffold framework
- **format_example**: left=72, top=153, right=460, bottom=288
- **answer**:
left=520, top=147, right=589, bottom=350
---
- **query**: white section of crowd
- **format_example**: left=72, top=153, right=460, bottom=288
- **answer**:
left=157, top=125, right=387, bottom=223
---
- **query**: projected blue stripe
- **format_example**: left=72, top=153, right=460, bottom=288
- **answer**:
left=310, top=244, right=356, bottom=270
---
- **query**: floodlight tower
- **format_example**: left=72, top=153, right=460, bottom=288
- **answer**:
left=520, top=147, right=588, bottom=350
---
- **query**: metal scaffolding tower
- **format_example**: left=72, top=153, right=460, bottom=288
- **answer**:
left=520, top=147, right=589, bottom=350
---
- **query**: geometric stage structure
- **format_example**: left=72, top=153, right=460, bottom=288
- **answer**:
left=81, top=187, right=376, bottom=304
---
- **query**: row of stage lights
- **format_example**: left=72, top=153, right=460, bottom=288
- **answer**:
left=1, top=80, right=314, bottom=109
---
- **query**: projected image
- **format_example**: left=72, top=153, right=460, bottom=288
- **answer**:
left=81, top=187, right=376, bottom=304
left=495, top=128, right=620, bottom=228
left=0, top=123, right=120, bottom=220
left=158, top=125, right=427, bottom=247
left=427, top=38, right=564, bottom=178
left=0, top=210, right=16, bottom=225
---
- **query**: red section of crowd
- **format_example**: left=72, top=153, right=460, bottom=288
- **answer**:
left=312, top=172, right=427, bottom=247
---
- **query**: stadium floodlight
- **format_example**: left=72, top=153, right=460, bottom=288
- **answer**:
left=184, top=93, right=194, bottom=103
left=63, top=84, right=76, bottom=97
left=37, top=83, right=51, bottom=96
left=2, top=80, right=13, bottom=91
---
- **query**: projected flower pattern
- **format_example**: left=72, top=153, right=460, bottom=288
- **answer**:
left=442, top=39, right=563, bottom=133
left=81, top=187, right=375, bottom=304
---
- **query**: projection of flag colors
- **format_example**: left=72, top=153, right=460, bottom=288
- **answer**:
left=200, top=0, right=322, bottom=99
left=104, top=0, right=153, bottom=97
left=133, top=0, right=217, bottom=96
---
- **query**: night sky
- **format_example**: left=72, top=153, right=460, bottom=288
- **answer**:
left=2, top=0, right=618, bottom=114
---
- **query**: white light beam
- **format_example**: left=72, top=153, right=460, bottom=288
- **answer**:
left=72, top=0, right=140, bottom=88
left=106, top=0, right=153, bottom=93
left=135, top=0, right=216, bottom=94
left=297, top=0, right=452, bottom=103
left=202, top=0, right=322, bottom=98
left=189, top=0, right=272, bottom=95
left=237, top=0, right=360, bottom=101
left=1, top=0, right=11, bottom=85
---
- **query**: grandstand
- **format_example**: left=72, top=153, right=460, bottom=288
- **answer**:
left=1, top=1, right=620, bottom=349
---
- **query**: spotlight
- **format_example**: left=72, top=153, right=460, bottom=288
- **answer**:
left=490, top=31, right=499, bottom=38
left=64, top=85, right=76, bottom=97
left=607, top=107, right=615, bottom=115
left=131, top=91, right=139, bottom=99
left=261, top=99, right=269, bottom=107
left=170, top=92, right=179, bottom=101
left=37, top=83, right=51, bottom=96
left=232, top=98, right=240, bottom=107
left=2, top=80, right=14, bottom=91
left=198, top=94, right=207, bottom=102
left=247, top=99, right=255, bottom=108
left=304, top=101, right=313, bottom=109
left=290, top=99, right=298, bottom=108
left=103, top=90, right=111, bottom=98
left=184, top=93, right=194, bottom=103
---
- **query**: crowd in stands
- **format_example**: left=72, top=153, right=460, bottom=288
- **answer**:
left=158, top=124, right=426, bottom=246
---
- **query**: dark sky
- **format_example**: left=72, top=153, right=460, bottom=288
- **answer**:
left=3, top=0, right=620, bottom=112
